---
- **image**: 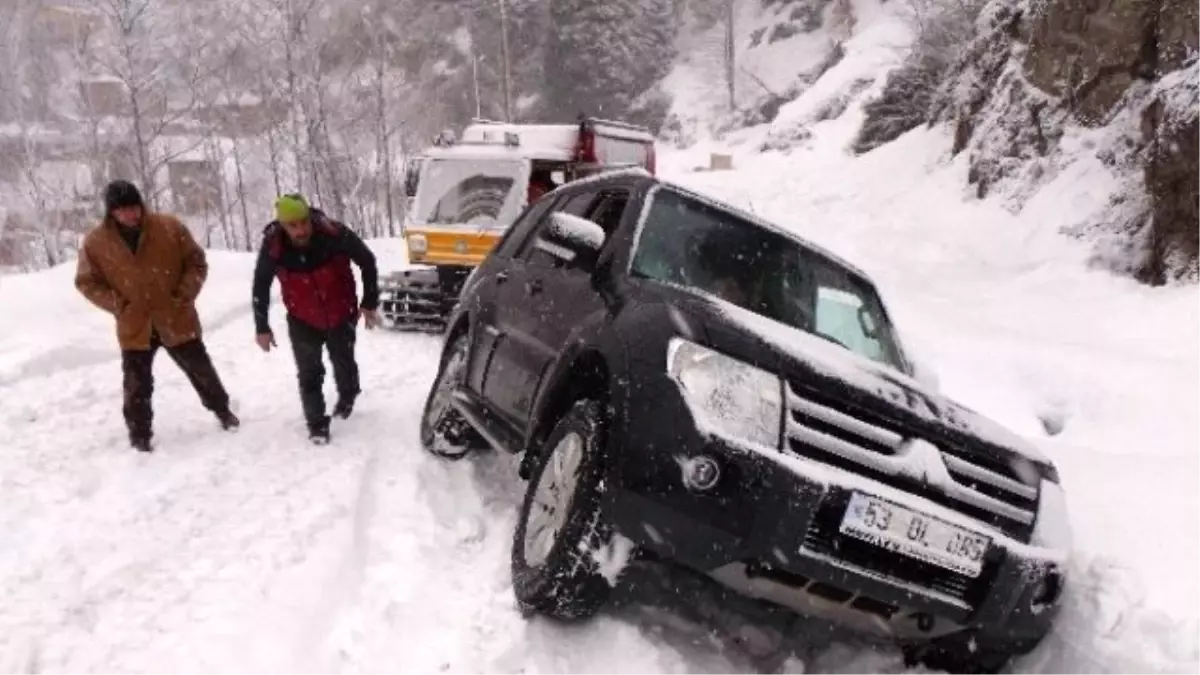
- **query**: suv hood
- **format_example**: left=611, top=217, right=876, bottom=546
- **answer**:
left=663, top=288, right=1054, bottom=474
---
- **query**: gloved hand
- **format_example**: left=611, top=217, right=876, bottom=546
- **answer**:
left=256, top=332, right=277, bottom=352
left=361, top=308, right=381, bottom=330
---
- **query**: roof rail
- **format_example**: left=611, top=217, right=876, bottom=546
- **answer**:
left=581, top=117, right=653, bottom=133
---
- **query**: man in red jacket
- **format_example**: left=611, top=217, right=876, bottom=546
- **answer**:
left=252, top=194, right=380, bottom=444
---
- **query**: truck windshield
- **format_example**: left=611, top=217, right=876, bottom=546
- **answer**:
left=412, top=158, right=527, bottom=229
left=630, top=187, right=907, bottom=371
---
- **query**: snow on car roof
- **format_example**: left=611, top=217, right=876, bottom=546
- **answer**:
left=422, top=143, right=575, bottom=162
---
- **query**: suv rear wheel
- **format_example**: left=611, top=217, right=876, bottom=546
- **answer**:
left=419, top=332, right=486, bottom=459
left=511, top=398, right=616, bottom=620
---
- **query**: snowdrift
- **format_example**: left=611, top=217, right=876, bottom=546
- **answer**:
left=1, top=114, right=1197, bottom=674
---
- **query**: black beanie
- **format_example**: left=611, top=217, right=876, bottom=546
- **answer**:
left=104, top=180, right=144, bottom=214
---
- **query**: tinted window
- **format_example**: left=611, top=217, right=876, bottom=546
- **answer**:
left=629, top=187, right=905, bottom=370
left=494, top=197, right=556, bottom=259
left=588, top=190, right=631, bottom=235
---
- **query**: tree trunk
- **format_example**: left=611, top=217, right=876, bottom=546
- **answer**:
left=284, top=0, right=306, bottom=192
left=726, top=0, right=736, bottom=111
left=233, top=136, right=252, bottom=250
left=499, top=0, right=512, bottom=121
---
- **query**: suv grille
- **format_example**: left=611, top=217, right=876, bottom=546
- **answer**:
left=785, top=382, right=1038, bottom=541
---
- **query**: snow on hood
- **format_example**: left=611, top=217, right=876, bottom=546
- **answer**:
left=689, top=290, right=1053, bottom=467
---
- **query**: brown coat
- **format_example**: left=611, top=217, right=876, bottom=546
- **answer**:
left=75, top=212, right=208, bottom=351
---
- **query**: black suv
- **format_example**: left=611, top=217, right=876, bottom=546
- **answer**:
left=417, top=168, right=1071, bottom=673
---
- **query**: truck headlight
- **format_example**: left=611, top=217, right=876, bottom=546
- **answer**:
left=1031, top=479, right=1072, bottom=555
left=408, top=233, right=428, bottom=255
left=666, top=338, right=784, bottom=449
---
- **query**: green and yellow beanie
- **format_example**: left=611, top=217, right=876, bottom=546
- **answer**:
left=275, top=193, right=310, bottom=223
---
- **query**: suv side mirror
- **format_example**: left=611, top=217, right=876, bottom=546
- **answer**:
left=536, top=212, right=606, bottom=268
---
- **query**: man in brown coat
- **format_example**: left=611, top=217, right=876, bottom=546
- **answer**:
left=75, top=179, right=239, bottom=452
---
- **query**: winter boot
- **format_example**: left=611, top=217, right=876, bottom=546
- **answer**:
left=332, top=397, right=355, bottom=420
left=308, top=415, right=332, bottom=445
left=217, top=409, right=241, bottom=431
left=130, top=434, right=153, bottom=453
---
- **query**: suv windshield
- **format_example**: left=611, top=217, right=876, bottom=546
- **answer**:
left=413, top=158, right=527, bottom=229
left=630, top=187, right=907, bottom=370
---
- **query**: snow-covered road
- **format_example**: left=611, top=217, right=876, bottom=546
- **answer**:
left=0, top=246, right=789, bottom=673
left=2, top=122, right=1197, bottom=672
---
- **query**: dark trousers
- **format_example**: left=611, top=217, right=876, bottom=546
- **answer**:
left=121, top=333, right=231, bottom=441
left=287, top=315, right=360, bottom=426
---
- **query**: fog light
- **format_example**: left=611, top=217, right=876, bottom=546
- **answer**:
left=682, top=455, right=720, bottom=491
left=1033, top=567, right=1064, bottom=607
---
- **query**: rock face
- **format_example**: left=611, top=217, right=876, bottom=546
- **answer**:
left=855, top=0, right=1198, bottom=283
left=1022, top=0, right=1156, bottom=125
left=1139, top=71, right=1199, bottom=283
left=935, top=0, right=1067, bottom=201
left=1021, top=0, right=1198, bottom=123
left=1156, top=0, right=1200, bottom=72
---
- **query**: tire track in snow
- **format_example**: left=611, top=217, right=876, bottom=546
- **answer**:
left=0, top=312, right=434, bottom=671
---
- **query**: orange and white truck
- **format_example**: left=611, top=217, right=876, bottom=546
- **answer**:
left=380, top=116, right=657, bottom=331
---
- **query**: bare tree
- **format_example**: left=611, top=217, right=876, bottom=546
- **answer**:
left=725, top=0, right=735, bottom=110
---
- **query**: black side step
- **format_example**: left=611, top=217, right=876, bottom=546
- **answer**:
left=450, top=389, right=523, bottom=455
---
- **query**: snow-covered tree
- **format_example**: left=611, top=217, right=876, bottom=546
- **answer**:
left=543, top=0, right=677, bottom=123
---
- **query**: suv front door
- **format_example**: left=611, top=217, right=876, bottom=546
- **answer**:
left=480, top=190, right=593, bottom=424
left=481, top=186, right=633, bottom=427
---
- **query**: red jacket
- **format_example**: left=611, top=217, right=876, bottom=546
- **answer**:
left=252, top=211, right=379, bottom=332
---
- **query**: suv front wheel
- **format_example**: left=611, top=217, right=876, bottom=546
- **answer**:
left=511, top=398, right=617, bottom=620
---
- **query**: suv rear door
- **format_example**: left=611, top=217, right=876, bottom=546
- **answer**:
left=480, top=185, right=634, bottom=426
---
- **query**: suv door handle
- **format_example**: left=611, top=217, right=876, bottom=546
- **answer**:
left=496, top=270, right=509, bottom=284
left=526, top=278, right=543, bottom=295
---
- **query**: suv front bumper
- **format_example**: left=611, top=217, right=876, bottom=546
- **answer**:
left=602, top=374, right=1066, bottom=644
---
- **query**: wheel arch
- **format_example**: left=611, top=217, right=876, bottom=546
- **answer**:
left=520, top=345, right=617, bottom=479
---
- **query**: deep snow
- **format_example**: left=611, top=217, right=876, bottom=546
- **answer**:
left=3, top=120, right=1198, bottom=671
left=3, top=78, right=1199, bottom=675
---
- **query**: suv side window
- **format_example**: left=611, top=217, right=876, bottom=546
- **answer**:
left=494, top=198, right=557, bottom=259
left=588, top=189, right=631, bottom=236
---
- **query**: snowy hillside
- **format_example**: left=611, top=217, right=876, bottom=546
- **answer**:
left=1, top=0, right=1195, bottom=669
left=2, top=95, right=1198, bottom=673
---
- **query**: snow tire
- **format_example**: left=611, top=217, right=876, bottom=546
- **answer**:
left=511, top=398, right=615, bottom=621
left=419, top=332, right=486, bottom=460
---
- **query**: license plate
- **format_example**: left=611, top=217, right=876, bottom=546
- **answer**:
left=839, top=491, right=991, bottom=578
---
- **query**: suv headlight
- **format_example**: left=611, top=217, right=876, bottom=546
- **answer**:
left=408, top=233, right=428, bottom=254
left=666, top=337, right=784, bottom=449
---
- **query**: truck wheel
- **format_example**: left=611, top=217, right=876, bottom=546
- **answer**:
left=511, top=398, right=616, bottom=620
left=419, top=333, right=484, bottom=459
